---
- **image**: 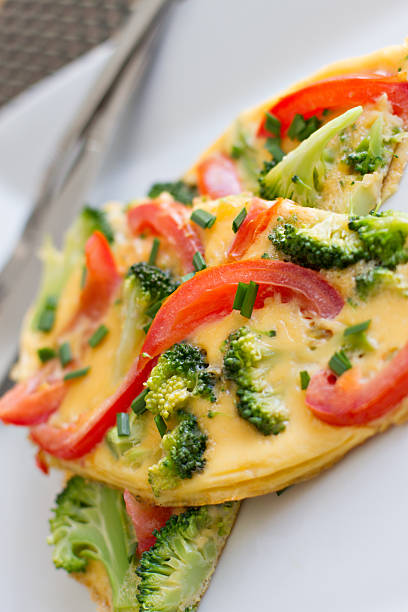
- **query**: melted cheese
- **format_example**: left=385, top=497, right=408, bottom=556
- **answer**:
left=17, top=40, right=408, bottom=510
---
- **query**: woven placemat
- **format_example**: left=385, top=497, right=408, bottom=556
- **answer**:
left=0, top=0, right=133, bottom=107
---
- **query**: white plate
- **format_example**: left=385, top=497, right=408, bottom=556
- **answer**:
left=1, top=1, right=408, bottom=610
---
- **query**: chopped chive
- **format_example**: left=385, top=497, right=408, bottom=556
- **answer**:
left=180, top=272, right=195, bottom=283
left=131, top=388, right=149, bottom=415
left=117, top=412, right=130, bottom=437
left=240, top=281, right=258, bottom=318
left=155, top=414, right=167, bottom=437
left=232, top=207, right=247, bottom=233
left=193, top=251, right=206, bottom=272
left=276, top=485, right=293, bottom=496
left=59, top=342, right=73, bottom=367
left=148, top=238, right=160, bottom=265
left=344, top=320, right=371, bottom=337
left=329, top=350, right=352, bottom=377
left=265, top=137, right=284, bottom=162
left=265, top=112, right=281, bottom=137
left=80, top=266, right=87, bottom=289
left=37, top=295, right=58, bottom=332
left=191, top=209, right=216, bottom=229
left=63, top=367, right=90, bottom=381
left=233, top=282, right=248, bottom=310
left=88, top=324, right=109, bottom=348
left=300, top=370, right=310, bottom=390
left=37, top=347, right=56, bottom=363
left=267, top=330, right=277, bottom=337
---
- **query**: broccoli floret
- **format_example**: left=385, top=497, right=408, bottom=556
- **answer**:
left=345, top=116, right=385, bottom=175
left=223, top=327, right=288, bottom=435
left=48, top=476, right=138, bottom=610
left=136, top=503, right=238, bottom=611
left=270, top=216, right=363, bottom=270
left=348, top=210, right=408, bottom=269
left=148, top=410, right=208, bottom=496
left=115, top=263, right=179, bottom=376
left=259, top=107, right=362, bottom=205
left=269, top=209, right=408, bottom=272
left=356, top=266, right=408, bottom=299
left=145, top=342, right=216, bottom=420
left=32, top=206, right=114, bottom=331
left=148, top=181, right=198, bottom=206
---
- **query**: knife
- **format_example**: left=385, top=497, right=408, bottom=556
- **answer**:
left=0, top=0, right=173, bottom=392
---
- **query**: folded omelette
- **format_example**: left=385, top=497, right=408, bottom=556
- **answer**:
left=2, top=41, right=408, bottom=515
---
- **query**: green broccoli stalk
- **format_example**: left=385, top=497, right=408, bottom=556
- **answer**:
left=148, top=410, right=208, bottom=496
left=48, top=476, right=138, bottom=611
left=32, top=206, right=114, bottom=331
left=136, top=503, right=239, bottom=612
left=270, top=215, right=363, bottom=270
left=148, top=181, right=198, bottom=206
left=348, top=210, right=408, bottom=269
left=259, top=106, right=362, bottom=205
left=345, top=115, right=385, bottom=175
left=223, top=327, right=288, bottom=435
left=115, top=263, right=179, bottom=377
left=144, top=342, right=216, bottom=420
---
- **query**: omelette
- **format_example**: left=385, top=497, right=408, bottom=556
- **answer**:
left=2, top=39, right=408, bottom=612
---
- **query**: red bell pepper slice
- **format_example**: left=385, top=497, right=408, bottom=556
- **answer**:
left=196, top=153, right=242, bottom=198
left=127, top=200, right=203, bottom=274
left=35, top=449, right=49, bottom=475
left=77, top=230, right=121, bottom=320
left=0, top=231, right=120, bottom=427
left=306, top=342, right=408, bottom=426
left=30, top=358, right=157, bottom=459
left=0, top=371, right=66, bottom=426
left=123, top=490, right=173, bottom=554
left=228, top=198, right=277, bottom=261
left=258, top=75, right=408, bottom=137
left=137, top=260, right=344, bottom=372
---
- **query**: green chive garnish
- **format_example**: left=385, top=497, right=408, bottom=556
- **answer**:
left=155, top=414, right=167, bottom=437
left=63, top=367, right=90, bottom=381
left=276, top=485, right=292, bottom=496
left=193, top=251, right=206, bottom=272
left=59, top=342, right=73, bottom=367
left=265, top=112, right=281, bottom=136
left=240, top=281, right=258, bottom=318
left=117, top=412, right=130, bottom=437
left=329, top=350, right=352, bottom=377
left=267, top=330, right=277, bottom=337
left=37, top=347, right=56, bottom=363
left=37, top=295, right=58, bottom=332
left=233, top=282, right=248, bottom=310
left=148, top=238, right=160, bottom=265
left=232, top=207, right=247, bottom=233
left=300, top=370, right=310, bottom=390
left=191, top=209, right=216, bottom=229
left=88, top=324, right=109, bottom=348
left=180, top=272, right=195, bottom=283
left=344, top=320, right=371, bottom=337
left=265, top=137, right=284, bottom=163
left=131, top=388, right=149, bottom=415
